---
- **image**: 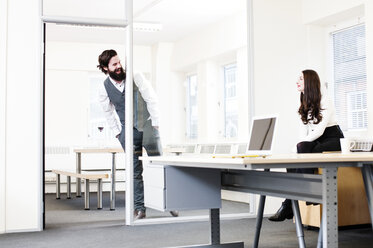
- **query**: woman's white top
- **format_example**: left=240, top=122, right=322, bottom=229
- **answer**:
left=299, top=91, right=338, bottom=142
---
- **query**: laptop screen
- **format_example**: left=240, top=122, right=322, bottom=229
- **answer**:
left=248, top=117, right=277, bottom=153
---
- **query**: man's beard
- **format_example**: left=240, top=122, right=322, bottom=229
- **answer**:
left=108, top=67, right=126, bottom=81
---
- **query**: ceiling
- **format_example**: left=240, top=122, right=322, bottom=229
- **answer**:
left=45, top=0, right=246, bottom=45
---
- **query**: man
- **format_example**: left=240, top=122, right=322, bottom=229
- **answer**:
left=97, top=49, right=178, bottom=220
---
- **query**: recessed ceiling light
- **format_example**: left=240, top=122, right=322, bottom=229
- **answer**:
left=133, top=22, right=162, bottom=32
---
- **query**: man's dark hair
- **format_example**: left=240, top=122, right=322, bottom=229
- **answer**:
left=97, top=49, right=117, bottom=74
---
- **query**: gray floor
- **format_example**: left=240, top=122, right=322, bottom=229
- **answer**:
left=0, top=192, right=372, bottom=248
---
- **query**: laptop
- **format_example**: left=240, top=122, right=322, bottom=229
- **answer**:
left=213, top=115, right=277, bottom=158
left=245, top=115, right=277, bottom=156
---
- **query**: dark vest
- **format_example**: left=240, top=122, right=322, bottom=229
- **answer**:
left=103, top=77, right=150, bottom=131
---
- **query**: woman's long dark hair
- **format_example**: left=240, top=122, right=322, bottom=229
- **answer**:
left=298, top=69, right=323, bottom=124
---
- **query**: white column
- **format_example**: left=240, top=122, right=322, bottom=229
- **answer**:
left=237, top=47, right=249, bottom=140
left=125, top=0, right=134, bottom=226
left=5, top=0, right=42, bottom=232
left=0, top=0, right=8, bottom=234
left=196, top=61, right=220, bottom=142
left=152, top=42, right=186, bottom=145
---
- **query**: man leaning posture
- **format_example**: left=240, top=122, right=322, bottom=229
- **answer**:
left=97, top=49, right=178, bottom=220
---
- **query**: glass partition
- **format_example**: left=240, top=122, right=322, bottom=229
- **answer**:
left=44, top=0, right=251, bottom=225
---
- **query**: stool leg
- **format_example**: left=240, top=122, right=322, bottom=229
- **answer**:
left=84, top=179, right=90, bottom=210
left=292, top=200, right=306, bottom=248
left=67, top=176, right=71, bottom=199
left=56, top=174, right=60, bottom=199
left=97, top=178, right=103, bottom=209
left=76, top=152, right=82, bottom=197
left=110, top=153, right=116, bottom=210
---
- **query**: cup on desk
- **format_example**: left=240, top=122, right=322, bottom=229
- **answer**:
left=340, top=138, right=356, bottom=153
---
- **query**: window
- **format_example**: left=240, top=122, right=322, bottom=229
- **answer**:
left=223, top=63, right=238, bottom=138
left=331, top=24, right=367, bottom=131
left=347, top=91, right=367, bottom=129
left=186, top=74, right=198, bottom=139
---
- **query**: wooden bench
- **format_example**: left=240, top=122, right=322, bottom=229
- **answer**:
left=52, top=170, right=109, bottom=210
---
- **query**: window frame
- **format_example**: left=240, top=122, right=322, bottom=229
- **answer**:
left=222, top=62, right=238, bottom=139
left=185, top=73, right=198, bottom=140
left=326, top=17, right=368, bottom=135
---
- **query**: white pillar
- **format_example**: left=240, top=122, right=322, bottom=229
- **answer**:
left=0, top=0, right=8, bottom=234
left=5, top=0, right=43, bottom=232
left=125, top=0, right=134, bottom=226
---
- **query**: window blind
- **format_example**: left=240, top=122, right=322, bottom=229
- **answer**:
left=332, top=24, right=367, bottom=131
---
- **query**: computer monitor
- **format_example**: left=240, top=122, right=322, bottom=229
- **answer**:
left=246, top=115, right=277, bottom=155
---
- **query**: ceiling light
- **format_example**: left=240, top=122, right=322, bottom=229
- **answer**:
left=133, top=22, right=162, bottom=32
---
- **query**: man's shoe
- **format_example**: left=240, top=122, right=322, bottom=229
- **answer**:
left=134, top=210, right=146, bottom=220
left=268, top=204, right=293, bottom=222
left=169, top=210, right=179, bottom=217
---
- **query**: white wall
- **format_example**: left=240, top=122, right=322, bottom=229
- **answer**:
left=5, top=0, right=42, bottom=232
left=0, top=0, right=8, bottom=235
left=302, top=0, right=373, bottom=138
left=151, top=42, right=185, bottom=145
left=253, top=0, right=307, bottom=154
left=165, top=11, right=248, bottom=144
left=172, top=11, right=247, bottom=70
left=302, top=0, right=364, bottom=24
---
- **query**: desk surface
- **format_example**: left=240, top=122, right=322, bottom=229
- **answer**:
left=74, top=147, right=124, bottom=153
left=141, top=152, right=373, bottom=170
left=243, top=152, right=373, bottom=164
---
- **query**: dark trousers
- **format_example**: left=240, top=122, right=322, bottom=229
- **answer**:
left=118, top=120, right=162, bottom=212
left=284, top=125, right=344, bottom=207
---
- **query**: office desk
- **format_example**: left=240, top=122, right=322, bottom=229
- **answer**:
left=141, top=153, right=373, bottom=248
left=74, top=148, right=123, bottom=210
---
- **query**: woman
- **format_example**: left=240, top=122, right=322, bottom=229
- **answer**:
left=268, top=69, right=344, bottom=222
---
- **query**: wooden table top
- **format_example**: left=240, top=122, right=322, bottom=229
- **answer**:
left=141, top=152, right=373, bottom=170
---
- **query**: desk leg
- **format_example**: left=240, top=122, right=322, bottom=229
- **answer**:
left=322, top=167, right=338, bottom=248
left=317, top=218, right=323, bottom=248
left=76, top=152, right=82, bottom=197
left=291, top=200, right=306, bottom=248
left=253, top=195, right=266, bottom=248
left=361, top=164, right=373, bottom=229
left=172, top=209, right=243, bottom=247
left=110, top=152, right=116, bottom=210
left=210, top=208, right=220, bottom=245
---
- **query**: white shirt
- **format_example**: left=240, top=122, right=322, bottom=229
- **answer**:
left=98, top=72, right=160, bottom=136
left=298, top=92, right=338, bottom=142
